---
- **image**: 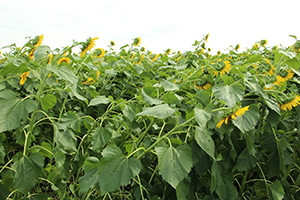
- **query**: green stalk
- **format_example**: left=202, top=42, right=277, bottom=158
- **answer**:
left=23, top=74, right=48, bottom=156
left=137, top=116, right=195, bottom=160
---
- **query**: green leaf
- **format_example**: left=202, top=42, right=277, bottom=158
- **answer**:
left=267, top=180, right=285, bottom=200
left=98, top=145, right=141, bottom=193
left=89, top=95, right=111, bottom=106
left=195, top=126, right=215, bottom=159
left=34, top=45, right=51, bottom=61
left=79, top=157, right=100, bottom=194
left=285, top=58, right=300, bottom=70
left=141, top=89, right=163, bottom=105
left=121, top=104, right=136, bottom=122
left=54, top=128, right=77, bottom=154
left=194, top=104, right=211, bottom=128
left=215, top=173, right=239, bottom=200
left=67, top=86, right=88, bottom=103
left=155, top=143, right=193, bottom=188
left=0, top=63, right=29, bottom=76
left=261, top=93, right=281, bottom=114
left=0, top=144, right=5, bottom=164
left=232, top=104, right=260, bottom=132
left=59, top=111, right=81, bottom=132
left=234, top=148, right=258, bottom=171
left=12, top=156, right=42, bottom=194
left=48, top=65, right=78, bottom=85
left=137, top=104, right=175, bottom=119
left=91, top=127, right=112, bottom=153
left=243, top=55, right=263, bottom=64
left=160, top=79, right=180, bottom=91
left=54, top=149, right=71, bottom=179
left=212, top=82, right=244, bottom=107
left=0, top=90, right=37, bottom=132
left=41, top=94, right=57, bottom=110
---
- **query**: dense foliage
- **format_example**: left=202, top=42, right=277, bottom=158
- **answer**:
left=1, top=34, right=300, bottom=199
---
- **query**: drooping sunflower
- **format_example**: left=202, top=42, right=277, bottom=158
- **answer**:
left=216, top=106, right=250, bottom=128
left=20, top=71, right=30, bottom=86
left=273, top=76, right=286, bottom=86
left=151, top=54, right=159, bottom=61
left=94, top=48, right=105, bottom=58
left=110, top=41, right=115, bottom=46
left=235, top=44, right=240, bottom=51
left=32, top=35, right=44, bottom=47
left=46, top=54, right=52, bottom=64
left=217, top=51, right=221, bottom=56
left=129, top=53, right=135, bottom=59
left=260, top=39, right=268, bottom=46
left=278, top=94, right=300, bottom=111
left=137, top=55, right=145, bottom=65
left=272, top=45, right=278, bottom=51
left=212, top=60, right=231, bottom=77
left=140, top=47, right=145, bottom=52
left=82, top=77, right=95, bottom=85
left=28, top=48, right=35, bottom=60
left=280, top=69, right=294, bottom=80
left=205, top=33, right=210, bottom=42
left=165, top=48, right=171, bottom=54
left=97, top=71, right=100, bottom=79
left=194, top=79, right=213, bottom=90
left=80, top=37, right=99, bottom=57
left=198, top=49, right=204, bottom=55
left=133, top=37, right=141, bottom=46
left=57, top=57, right=71, bottom=64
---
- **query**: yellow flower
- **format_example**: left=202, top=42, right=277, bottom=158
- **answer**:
left=213, top=61, right=231, bottom=77
left=260, top=39, right=268, bottom=46
left=272, top=45, right=278, bottom=51
left=198, top=49, right=204, bottom=55
left=32, top=35, right=44, bottom=47
left=20, top=71, right=30, bottom=86
left=253, top=43, right=259, bottom=48
left=94, top=48, right=105, bottom=58
left=283, top=69, right=294, bottom=80
left=165, top=48, right=171, bottom=54
left=235, top=44, right=240, bottom=51
left=217, top=51, right=221, bottom=56
left=80, top=37, right=99, bottom=57
left=268, top=65, right=274, bottom=76
left=279, top=95, right=300, bottom=111
left=46, top=54, right=52, bottom=64
left=273, top=76, right=286, bottom=86
left=129, top=53, right=135, bottom=59
left=82, top=77, right=95, bottom=85
left=205, top=33, right=210, bottom=42
left=133, top=37, right=141, bottom=46
left=28, top=49, right=35, bottom=60
left=151, top=54, right=159, bottom=61
left=58, top=57, right=71, bottom=64
left=137, top=55, right=144, bottom=65
left=216, top=106, right=250, bottom=128
left=110, top=41, right=115, bottom=46
left=140, top=47, right=145, bottom=52
left=97, top=71, right=100, bottom=79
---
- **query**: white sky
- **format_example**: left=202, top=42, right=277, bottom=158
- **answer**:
left=1, top=0, right=299, bottom=54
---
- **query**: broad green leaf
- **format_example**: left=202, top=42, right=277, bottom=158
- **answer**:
left=105, top=68, right=117, bottom=77
left=212, top=82, right=244, bottom=107
left=67, top=86, right=88, bottom=103
left=160, top=79, right=180, bottom=91
left=137, top=104, right=175, bottom=119
left=141, top=89, right=163, bottom=105
left=194, top=89, right=211, bottom=106
left=215, top=173, right=239, bottom=200
left=176, top=178, right=191, bottom=200
left=121, top=104, right=136, bottom=122
left=54, top=149, right=71, bottom=179
left=162, top=93, right=181, bottom=107
left=0, top=63, right=29, bottom=76
left=54, top=128, right=77, bottom=154
left=234, top=148, right=258, bottom=171
left=195, top=126, right=215, bottom=159
left=0, top=144, right=5, bottom=164
left=41, top=94, right=56, bottom=110
left=155, top=143, right=192, bottom=188
left=79, top=157, right=100, bottom=194
left=243, top=55, right=263, bottom=64
left=285, top=58, right=300, bottom=70
left=34, top=45, right=51, bottom=61
left=232, top=104, right=260, bottom=132
left=98, top=145, right=142, bottom=193
left=267, top=180, right=284, bottom=200
left=0, top=183, right=10, bottom=200
left=48, top=65, right=78, bottom=85
left=194, top=104, right=211, bottom=128
left=89, top=95, right=111, bottom=106
left=91, top=127, right=112, bottom=153
left=59, top=111, right=81, bottom=132
left=261, top=93, right=281, bottom=114
left=0, top=90, right=37, bottom=132
left=12, top=156, right=42, bottom=194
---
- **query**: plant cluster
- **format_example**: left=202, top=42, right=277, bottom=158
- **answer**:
left=1, top=34, right=300, bottom=199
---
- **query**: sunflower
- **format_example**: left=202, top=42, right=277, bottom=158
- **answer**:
left=80, top=37, right=99, bottom=57
left=57, top=57, right=71, bottom=64
left=32, top=35, right=44, bottom=47
left=97, top=71, right=100, bottom=79
left=260, top=39, right=268, bottom=46
left=272, top=45, right=278, bottom=51
left=151, top=54, right=159, bottom=61
left=216, top=106, right=250, bottom=128
left=253, top=43, right=259, bottom=48
left=194, top=80, right=213, bottom=90
left=129, top=53, right=135, bottom=59
left=198, top=49, right=204, bottom=55
left=94, top=48, right=105, bottom=58
left=273, top=76, right=286, bottom=86
left=46, top=54, right=52, bottom=64
left=137, top=55, right=145, bottom=65
left=110, top=41, right=115, bottom=46
left=140, top=47, right=145, bottom=52
left=235, top=44, right=240, bottom=51
left=28, top=49, right=35, bottom=60
left=268, top=65, right=275, bottom=76
left=133, top=37, right=141, bottom=46
left=279, top=94, right=300, bottom=111
left=212, top=61, right=231, bottom=77
left=82, top=77, right=95, bottom=85
left=217, top=51, right=221, bottom=56
left=165, top=48, right=171, bottom=54
left=20, top=71, right=30, bottom=86
left=205, top=33, right=210, bottom=42
left=281, top=69, right=294, bottom=80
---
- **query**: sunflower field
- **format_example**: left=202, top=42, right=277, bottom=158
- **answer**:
left=1, top=34, right=300, bottom=199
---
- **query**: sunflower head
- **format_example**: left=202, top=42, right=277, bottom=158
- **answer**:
left=278, top=93, right=300, bottom=111
left=212, top=61, right=231, bottom=77
left=28, top=49, right=35, bottom=60
left=94, top=48, right=105, bottom=58
left=20, top=71, right=30, bottom=86
left=201, top=42, right=206, bottom=49
left=272, top=45, right=278, bottom=51
left=58, top=57, right=71, bottom=64
left=110, top=41, right=115, bottom=46
left=217, top=51, right=221, bottom=56
left=235, top=44, right=240, bottom=51
left=129, top=53, right=135, bottom=59
left=80, top=37, right=99, bottom=57
left=205, top=33, right=210, bottom=42
left=260, top=39, right=268, bottom=46
left=165, top=48, right=171, bottom=54
left=32, top=35, right=44, bottom=47
left=133, top=37, right=141, bottom=46
left=140, top=47, right=146, bottom=52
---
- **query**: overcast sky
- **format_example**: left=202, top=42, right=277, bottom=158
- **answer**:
left=1, top=0, right=299, bottom=54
